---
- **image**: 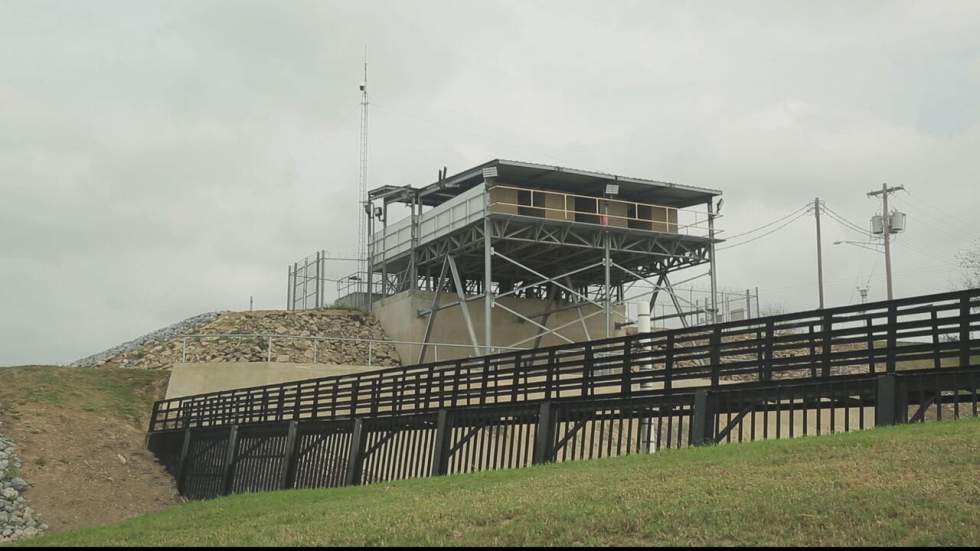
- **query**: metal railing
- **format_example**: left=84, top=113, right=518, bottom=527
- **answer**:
left=488, top=185, right=711, bottom=237
left=149, top=288, right=980, bottom=433
left=149, top=366, right=980, bottom=499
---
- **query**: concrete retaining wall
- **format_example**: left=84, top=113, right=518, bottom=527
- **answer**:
left=164, top=362, right=377, bottom=399
left=372, top=290, right=625, bottom=364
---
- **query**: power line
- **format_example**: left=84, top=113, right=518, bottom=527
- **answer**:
left=820, top=202, right=871, bottom=236
left=891, top=193, right=969, bottom=244
left=720, top=203, right=812, bottom=241
left=717, top=208, right=812, bottom=251
left=897, top=189, right=974, bottom=234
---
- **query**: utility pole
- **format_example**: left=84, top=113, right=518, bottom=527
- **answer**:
left=814, top=197, right=824, bottom=309
left=356, top=49, right=370, bottom=284
left=867, top=183, right=905, bottom=301
left=707, top=199, right=719, bottom=324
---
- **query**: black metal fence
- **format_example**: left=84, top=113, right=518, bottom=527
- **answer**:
left=146, top=289, right=980, bottom=500
left=147, top=366, right=980, bottom=500
left=150, top=288, right=980, bottom=433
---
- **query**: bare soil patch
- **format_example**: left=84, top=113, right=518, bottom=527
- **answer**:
left=0, top=366, right=181, bottom=533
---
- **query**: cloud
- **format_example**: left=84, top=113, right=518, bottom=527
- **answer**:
left=1, top=0, right=979, bottom=364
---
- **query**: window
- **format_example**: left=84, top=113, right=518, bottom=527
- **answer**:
left=574, top=196, right=599, bottom=224
left=517, top=189, right=546, bottom=218
left=627, top=204, right=652, bottom=230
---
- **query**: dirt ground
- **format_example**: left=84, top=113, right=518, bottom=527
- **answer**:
left=0, top=367, right=181, bottom=534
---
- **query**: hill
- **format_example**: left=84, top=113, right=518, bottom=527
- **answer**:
left=68, top=309, right=400, bottom=370
left=14, top=418, right=980, bottom=547
left=0, top=366, right=179, bottom=536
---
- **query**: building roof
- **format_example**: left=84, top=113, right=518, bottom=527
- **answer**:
left=369, top=159, right=722, bottom=209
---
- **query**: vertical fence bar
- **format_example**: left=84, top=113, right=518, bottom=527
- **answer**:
left=175, top=428, right=193, bottom=495
left=691, top=389, right=714, bottom=446
left=532, top=402, right=556, bottom=464
left=886, top=304, right=897, bottom=373
left=621, top=340, right=633, bottom=396
left=821, top=313, right=832, bottom=378
left=710, top=327, right=721, bottom=387
left=221, top=425, right=239, bottom=496
left=961, top=296, right=972, bottom=369
left=875, top=374, right=897, bottom=426
left=279, top=421, right=299, bottom=490
left=431, top=410, right=452, bottom=476
left=345, top=419, right=367, bottom=486
left=764, top=320, right=774, bottom=382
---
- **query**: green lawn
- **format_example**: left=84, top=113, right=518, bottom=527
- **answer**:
left=12, top=418, right=980, bottom=547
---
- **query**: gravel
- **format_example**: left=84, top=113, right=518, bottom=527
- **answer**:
left=69, top=311, right=223, bottom=368
left=0, top=434, right=46, bottom=543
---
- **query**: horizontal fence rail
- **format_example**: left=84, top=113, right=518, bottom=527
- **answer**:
left=147, top=367, right=980, bottom=500
left=150, top=289, right=980, bottom=433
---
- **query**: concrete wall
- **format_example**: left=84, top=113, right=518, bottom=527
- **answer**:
left=372, top=290, right=625, bottom=364
left=165, top=362, right=376, bottom=399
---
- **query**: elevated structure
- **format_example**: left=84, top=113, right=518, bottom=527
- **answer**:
left=342, top=159, right=722, bottom=362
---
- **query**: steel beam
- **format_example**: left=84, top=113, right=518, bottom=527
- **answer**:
left=447, top=255, right=481, bottom=356
left=418, top=257, right=449, bottom=364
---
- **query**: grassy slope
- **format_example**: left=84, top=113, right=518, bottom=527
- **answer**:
left=15, top=418, right=980, bottom=547
left=0, top=366, right=169, bottom=428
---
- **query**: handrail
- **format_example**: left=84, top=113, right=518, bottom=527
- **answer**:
left=148, top=287, right=980, bottom=432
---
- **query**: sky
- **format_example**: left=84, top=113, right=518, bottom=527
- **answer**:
left=2, top=0, right=979, bottom=365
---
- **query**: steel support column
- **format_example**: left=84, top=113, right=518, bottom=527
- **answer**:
left=483, top=205, right=493, bottom=355
left=447, top=255, right=481, bottom=356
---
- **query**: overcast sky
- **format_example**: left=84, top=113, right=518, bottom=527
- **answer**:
left=2, top=0, right=979, bottom=365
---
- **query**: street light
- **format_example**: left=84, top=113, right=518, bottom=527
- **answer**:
left=833, top=240, right=884, bottom=254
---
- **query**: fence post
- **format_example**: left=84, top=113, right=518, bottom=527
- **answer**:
left=691, top=389, right=715, bottom=446
left=961, top=295, right=972, bottom=369
left=710, top=327, right=721, bottom=387
left=430, top=409, right=452, bottom=476
left=875, top=373, right=899, bottom=426
left=886, top=304, right=897, bottom=373
left=344, top=419, right=367, bottom=486
left=181, top=337, right=187, bottom=363
left=821, top=312, right=833, bottom=378
left=175, top=428, right=193, bottom=495
left=220, top=425, right=239, bottom=496
left=583, top=343, right=594, bottom=397
left=278, top=421, right=300, bottom=490
left=532, top=402, right=556, bottom=465
left=267, top=336, right=273, bottom=363
left=621, top=339, right=633, bottom=396
left=763, top=320, right=774, bottom=382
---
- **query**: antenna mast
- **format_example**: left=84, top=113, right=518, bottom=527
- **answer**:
left=356, top=50, right=369, bottom=282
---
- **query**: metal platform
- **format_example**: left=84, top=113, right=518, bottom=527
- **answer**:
left=351, top=159, right=723, bottom=358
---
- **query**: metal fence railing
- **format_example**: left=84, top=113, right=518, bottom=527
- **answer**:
left=149, top=288, right=980, bottom=433
left=148, top=366, right=980, bottom=500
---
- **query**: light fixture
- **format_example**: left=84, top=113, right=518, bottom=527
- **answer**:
left=604, top=184, right=619, bottom=196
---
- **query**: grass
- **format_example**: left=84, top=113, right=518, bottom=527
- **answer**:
left=12, top=418, right=980, bottom=547
left=0, top=366, right=169, bottom=427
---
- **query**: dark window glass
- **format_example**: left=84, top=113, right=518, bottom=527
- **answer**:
left=518, top=190, right=545, bottom=217
left=574, top=196, right=599, bottom=224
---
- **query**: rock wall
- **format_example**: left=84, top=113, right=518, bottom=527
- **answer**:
left=0, top=435, right=46, bottom=543
left=70, top=309, right=400, bottom=370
